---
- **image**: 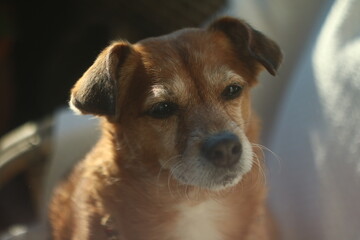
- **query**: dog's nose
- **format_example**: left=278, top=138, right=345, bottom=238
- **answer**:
left=201, top=132, right=242, bottom=168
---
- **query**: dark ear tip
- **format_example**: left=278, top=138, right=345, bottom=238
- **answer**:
left=256, top=53, right=282, bottom=76
left=263, top=46, right=284, bottom=76
left=69, top=94, right=84, bottom=115
left=69, top=89, right=116, bottom=116
left=267, top=53, right=283, bottom=76
left=69, top=94, right=95, bottom=115
left=268, top=67, right=277, bottom=76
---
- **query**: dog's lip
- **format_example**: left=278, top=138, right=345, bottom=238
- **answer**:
left=211, top=172, right=242, bottom=190
left=221, top=173, right=238, bottom=183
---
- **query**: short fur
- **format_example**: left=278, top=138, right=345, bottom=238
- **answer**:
left=50, top=17, right=282, bottom=240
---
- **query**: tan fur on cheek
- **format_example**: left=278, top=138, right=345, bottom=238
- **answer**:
left=151, top=119, right=180, bottom=169
left=239, top=89, right=253, bottom=128
left=139, top=121, right=178, bottom=167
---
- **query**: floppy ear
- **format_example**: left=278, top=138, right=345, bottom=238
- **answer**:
left=70, top=41, right=133, bottom=117
left=209, top=17, right=283, bottom=76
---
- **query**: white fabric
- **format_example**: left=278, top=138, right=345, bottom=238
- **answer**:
left=252, top=0, right=360, bottom=239
left=42, top=108, right=100, bottom=215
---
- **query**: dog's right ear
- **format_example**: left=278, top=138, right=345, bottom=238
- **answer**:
left=70, top=41, right=134, bottom=118
left=209, top=17, right=282, bottom=76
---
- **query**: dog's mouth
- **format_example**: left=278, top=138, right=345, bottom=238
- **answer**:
left=214, top=173, right=242, bottom=189
left=168, top=133, right=253, bottom=191
left=170, top=163, right=246, bottom=191
left=166, top=159, right=252, bottom=191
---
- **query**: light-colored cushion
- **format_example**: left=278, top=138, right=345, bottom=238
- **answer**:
left=265, top=0, right=360, bottom=239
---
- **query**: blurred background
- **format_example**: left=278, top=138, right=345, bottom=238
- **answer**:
left=1, top=0, right=360, bottom=239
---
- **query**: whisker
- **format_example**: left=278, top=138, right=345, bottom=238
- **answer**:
left=252, top=143, right=282, bottom=174
left=120, top=133, right=139, bottom=159
left=168, top=160, right=185, bottom=198
left=252, top=152, right=267, bottom=189
left=157, top=155, right=182, bottom=183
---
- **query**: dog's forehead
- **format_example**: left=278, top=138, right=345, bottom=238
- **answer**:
left=137, top=30, right=235, bottom=73
left=134, top=29, right=245, bottom=98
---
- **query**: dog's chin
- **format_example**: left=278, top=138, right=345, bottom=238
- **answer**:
left=172, top=167, right=248, bottom=192
left=206, top=173, right=244, bottom=191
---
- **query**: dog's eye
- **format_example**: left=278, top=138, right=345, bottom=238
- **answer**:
left=222, top=84, right=243, bottom=100
left=148, top=102, right=178, bottom=119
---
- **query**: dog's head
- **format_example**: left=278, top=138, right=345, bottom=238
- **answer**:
left=70, top=17, right=282, bottom=191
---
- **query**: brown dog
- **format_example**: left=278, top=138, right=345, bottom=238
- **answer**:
left=49, top=17, right=282, bottom=240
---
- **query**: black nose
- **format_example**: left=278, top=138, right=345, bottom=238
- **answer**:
left=201, top=132, right=242, bottom=168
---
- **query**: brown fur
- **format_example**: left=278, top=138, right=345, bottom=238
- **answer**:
left=50, top=17, right=282, bottom=240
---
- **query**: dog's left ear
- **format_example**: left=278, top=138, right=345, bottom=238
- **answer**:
left=70, top=42, right=134, bottom=118
left=209, top=17, right=283, bottom=76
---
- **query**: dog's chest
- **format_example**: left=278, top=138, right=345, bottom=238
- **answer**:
left=172, top=199, right=226, bottom=240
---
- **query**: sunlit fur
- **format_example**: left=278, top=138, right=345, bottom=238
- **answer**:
left=50, top=17, right=282, bottom=240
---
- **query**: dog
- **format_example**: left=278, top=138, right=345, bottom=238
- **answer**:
left=49, top=16, right=282, bottom=240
